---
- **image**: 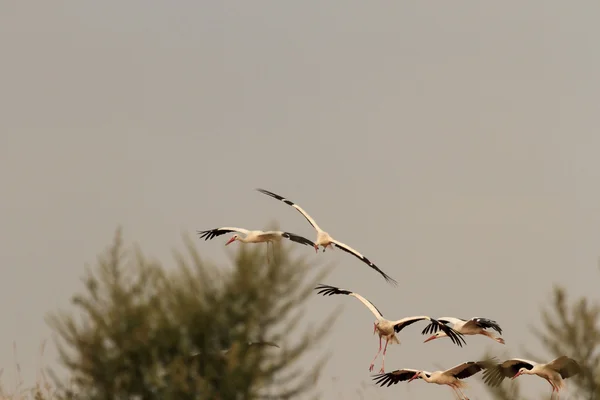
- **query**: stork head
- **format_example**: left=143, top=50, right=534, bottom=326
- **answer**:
left=512, top=368, right=529, bottom=380
left=313, top=243, right=319, bottom=253
left=408, top=371, right=422, bottom=382
left=423, top=331, right=446, bottom=343
left=225, top=235, right=239, bottom=246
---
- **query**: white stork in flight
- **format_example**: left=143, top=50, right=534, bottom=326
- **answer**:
left=256, top=188, right=397, bottom=285
left=315, top=284, right=465, bottom=373
left=197, top=227, right=315, bottom=264
left=189, top=341, right=280, bottom=357
left=482, top=356, right=581, bottom=400
left=422, top=316, right=505, bottom=344
left=373, top=359, right=495, bottom=400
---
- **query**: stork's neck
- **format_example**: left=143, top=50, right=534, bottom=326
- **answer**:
left=421, top=372, right=434, bottom=383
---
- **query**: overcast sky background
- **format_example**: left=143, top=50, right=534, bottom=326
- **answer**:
left=2, top=1, right=599, bottom=399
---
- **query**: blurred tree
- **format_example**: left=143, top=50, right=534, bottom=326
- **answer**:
left=482, top=268, right=600, bottom=400
left=47, top=227, right=336, bottom=400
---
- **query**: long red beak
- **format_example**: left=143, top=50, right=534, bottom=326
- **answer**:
left=314, top=244, right=319, bottom=253
left=408, top=372, right=420, bottom=382
left=423, top=335, right=437, bottom=343
left=512, top=371, right=522, bottom=380
left=225, top=237, right=236, bottom=246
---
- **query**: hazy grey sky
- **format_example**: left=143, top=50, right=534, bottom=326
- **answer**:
left=1, top=1, right=599, bottom=398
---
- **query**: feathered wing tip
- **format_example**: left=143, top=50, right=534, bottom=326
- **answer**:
left=313, top=284, right=351, bottom=296
left=281, top=232, right=316, bottom=247
left=421, top=320, right=442, bottom=335
left=481, top=362, right=504, bottom=387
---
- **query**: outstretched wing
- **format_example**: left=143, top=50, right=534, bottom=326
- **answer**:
left=280, top=232, right=316, bottom=247
left=372, top=369, right=420, bottom=387
left=314, top=284, right=384, bottom=319
left=197, top=227, right=250, bottom=241
left=466, top=317, right=503, bottom=334
left=482, top=358, right=536, bottom=387
left=330, top=239, right=397, bottom=286
left=256, top=188, right=323, bottom=232
left=446, top=359, right=495, bottom=380
left=547, top=356, right=581, bottom=379
left=421, top=316, right=463, bottom=335
left=395, top=317, right=466, bottom=347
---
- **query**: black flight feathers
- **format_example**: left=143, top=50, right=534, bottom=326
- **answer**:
left=197, top=228, right=236, bottom=241
left=470, top=317, right=503, bottom=334
left=404, top=319, right=466, bottom=347
left=280, top=232, right=315, bottom=247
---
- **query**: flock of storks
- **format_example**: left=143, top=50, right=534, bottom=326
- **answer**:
left=198, top=188, right=581, bottom=399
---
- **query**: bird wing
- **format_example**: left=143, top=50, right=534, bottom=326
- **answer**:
left=247, top=341, right=280, bottom=349
left=395, top=316, right=466, bottom=347
left=420, top=316, right=463, bottom=335
left=464, top=317, right=503, bottom=334
left=256, top=188, right=323, bottom=232
left=279, top=232, right=316, bottom=247
left=372, top=369, right=421, bottom=387
left=482, top=358, right=537, bottom=387
left=547, top=356, right=581, bottom=379
left=314, top=284, right=384, bottom=319
left=446, top=359, right=494, bottom=380
left=330, top=239, right=398, bottom=286
left=197, top=227, right=250, bottom=240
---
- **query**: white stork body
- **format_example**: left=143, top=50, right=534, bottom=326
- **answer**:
left=315, top=284, right=465, bottom=373
left=482, top=356, right=581, bottom=400
left=373, top=359, right=493, bottom=400
left=197, top=227, right=315, bottom=263
left=422, top=316, right=505, bottom=344
left=256, top=188, right=397, bottom=285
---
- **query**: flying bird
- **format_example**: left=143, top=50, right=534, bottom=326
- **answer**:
left=315, top=284, right=465, bottom=373
left=220, top=341, right=280, bottom=356
left=422, top=316, right=505, bottom=344
left=187, top=341, right=280, bottom=361
left=373, top=359, right=494, bottom=400
left=197, top=227, right=315, bottom=264
left=482, top=356, right=581, bottom=400
left=256, top=188, right=397, bottom=285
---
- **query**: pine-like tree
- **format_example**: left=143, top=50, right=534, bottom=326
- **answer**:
left=47, top=227, right=336, bottom=400
left=482, top=268, right=600, bottom=400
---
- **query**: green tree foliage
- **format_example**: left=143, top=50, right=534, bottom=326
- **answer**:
left=47, top=228, right=336, bottom=400
left=483, top=269, right=600, bottom=400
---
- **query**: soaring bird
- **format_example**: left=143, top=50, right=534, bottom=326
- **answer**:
left=188, top=341, right=280, bottom=359
left=373, top=359, right=495, bottom=400
left=315, top=284, right=465, bottom=373
left=197, top=227, right=315, bottom=263
left=482, top=356, right=581, bottom=400
left=422, top=316, right=505, bottom=344
left=256, top=188, right=397, bottom=285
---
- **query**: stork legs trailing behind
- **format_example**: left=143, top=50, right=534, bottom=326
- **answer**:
left=422, top=316, right=505, bottom=344
left=256, top=188, right=397, bottom=285
left=482, top=356, right=581, bottom=400
left=314, top=284, right=465, bottom=373
left=373, top=359, right=495, bottom=400
left=197, top=227, right=315, bottom=264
